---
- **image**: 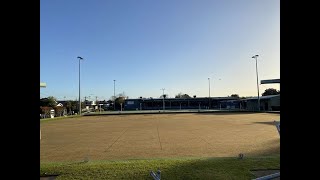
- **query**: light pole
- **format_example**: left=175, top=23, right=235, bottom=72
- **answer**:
left=208, top=77, right=210, bottom=109
left=113, top=80, right=116, bottom=110
left=211, top=78, right=221, bottom=109
left=40, top=82, right=46, bottom=140
left=252, top=55, right=260, bottom=111
left=77, top=56, right=84, bottom=115
left=99, top=104, right=103, bottom=113
left=161, top=88, right=165, bottom=111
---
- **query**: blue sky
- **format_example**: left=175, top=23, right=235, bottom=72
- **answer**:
left=40, top=0, right=280, bottom=101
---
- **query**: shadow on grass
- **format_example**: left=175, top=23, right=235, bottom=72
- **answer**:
left=158, top=157, right=279, bottom=180
left=248, top=144, right=280, bottom=157
left=41, top=137, right=280, bottom=179
left=41, top=156, right=280, bottom=180
left=252, top=121, right=278, bottom=126
left=191, top=112, right=261, bottom=116
left=243, top=138, right=280, bottom=157
left=149, top=139, right=280, bottom=179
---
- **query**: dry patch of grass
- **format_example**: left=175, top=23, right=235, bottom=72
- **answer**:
left=41, top=113, right=280, bottom=162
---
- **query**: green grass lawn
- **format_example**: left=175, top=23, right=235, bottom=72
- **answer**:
left=40, top=115, right=82, bottom=123
left=40, top=155, right=279, bottom=179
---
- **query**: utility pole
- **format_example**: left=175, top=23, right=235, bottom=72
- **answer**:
left=77, top=56, right=84, bottom=115
left=161, top=88, right=165, bottom=111
left=113, top=80, right=116, bottom=110
left=252, top=55, right=260, bottom=111
left=208, top=77, right=211, bottom=109
left=40, top=82, right=46, bottom=140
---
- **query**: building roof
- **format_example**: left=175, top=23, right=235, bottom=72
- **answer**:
left=126, top=97, right=239, bottom=101
left=261, top=79, right=280, bottom=84
left=245, top=94, right=280, bottom=100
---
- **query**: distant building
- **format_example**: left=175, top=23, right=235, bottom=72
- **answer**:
left=243, top=94, right=280, bottom=111
left=124, top=97, right=240, bottom=110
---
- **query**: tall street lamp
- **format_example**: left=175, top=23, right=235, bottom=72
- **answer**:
left=113, top=80, right=116, bottom=110
left=252, top=55, right=260, bottom=111
left=211, top=77, right=221, bottom=109
left=161, top=88, right=165, bottom=111
left=77, top=56, right=84, bottom=115
left=208, top=77, right=211, bottom=109
left=40, top=82, right=46, bottom=140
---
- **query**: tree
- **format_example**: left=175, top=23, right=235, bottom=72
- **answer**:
left=262, top=88, right=280, bottom=96
left=65, top=100, right=78, bottom=114
left=40, top=96, right=57, bottom=107
left=110, top=96, right=116, bottom=101
left=118, top=92, right=126, bottom=98
left=53, top=106, right=65, bottom=117
left=115, top=96, right=125, bottom=106
left=113, top=93, right=127, bottom=110
left=175, top=93, right=191, bottom=98
left=160, top=94, right=168, bottom=98
left=40, top=106, right=53, bottom=118
left=230, top=94, right=240, bottom=98
left=65, top=101, right=72, bottom=114
left=175, top=93, right=182, bottom=98
left=81, top=101, right=86, bottom=111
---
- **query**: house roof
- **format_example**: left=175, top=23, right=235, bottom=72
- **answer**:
left=56, top=103, right=63, bottom=107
